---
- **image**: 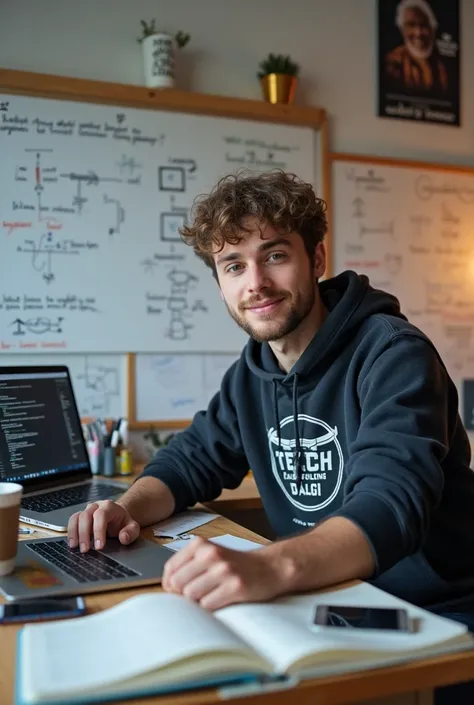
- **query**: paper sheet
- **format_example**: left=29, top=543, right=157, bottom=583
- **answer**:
left=165, top=533, right=264, bottom=552
left=152, top=510, right=219, bottom=538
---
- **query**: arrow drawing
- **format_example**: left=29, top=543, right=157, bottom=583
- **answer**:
left=169, top=158, right=197, bottom=173
left=60, top=171, right=122, bottom=214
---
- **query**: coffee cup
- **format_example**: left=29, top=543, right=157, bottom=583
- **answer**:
left=0, top=482, right=23, bottom=576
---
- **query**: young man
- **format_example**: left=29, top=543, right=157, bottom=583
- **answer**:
left=68, top=171, right=474, bottom=664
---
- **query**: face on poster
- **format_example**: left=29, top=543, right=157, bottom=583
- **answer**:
left=378, top=0, right=460, bottom=126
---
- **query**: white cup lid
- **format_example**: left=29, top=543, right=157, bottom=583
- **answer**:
left=0, top=482, right=23, bottom=508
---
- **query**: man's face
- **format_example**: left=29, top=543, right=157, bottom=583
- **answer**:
left=213, top=218, right=325, bottom=343
left=401, top=7, right=435, bottom=59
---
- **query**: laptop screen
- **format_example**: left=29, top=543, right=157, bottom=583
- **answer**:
left=0, top=367, right=90, bottom=485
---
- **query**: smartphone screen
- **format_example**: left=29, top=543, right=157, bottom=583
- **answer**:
left=0, top=596, right=86, bottom=623
left=314, top=604, right=410, bottom=631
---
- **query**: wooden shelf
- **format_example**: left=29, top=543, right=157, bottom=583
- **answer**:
left=0, top=68, right=326, bottom=128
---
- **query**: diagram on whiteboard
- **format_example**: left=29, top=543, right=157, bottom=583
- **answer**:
left=103, top=194, right=125, bottom=235
left=145, top=267, right=209, bottom=341
left=139, top=161, right=209, bottom=340
left=76, top=356, right=122, bottom=416
left=17, top=231, right=98, bottom=284
left=334, top=161, right=474, bottom=379
left=1, top=93, right=313, bottom=353
left=10, top=316, right=63, bottom=336
left=357, top=220, right=395, bottom=240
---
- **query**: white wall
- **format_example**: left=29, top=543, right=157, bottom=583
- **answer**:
left=1, top=0, right=473, bottom=165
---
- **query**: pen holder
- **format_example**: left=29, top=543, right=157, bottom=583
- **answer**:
left=103, top=447, right=117, bottom=477
left=87, top=441, right=100, bottom=475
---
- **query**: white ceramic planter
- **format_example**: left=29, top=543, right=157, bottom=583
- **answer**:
left=142, top=33, right=175, bottom=88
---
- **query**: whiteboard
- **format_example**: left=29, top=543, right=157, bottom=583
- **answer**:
left=0, top=353, right=126, bottom=418
left=0, top=93, right=316, bottom=354
left=332, top=156, right=474, bottom=381
left=135, top=353, right=239, bottom=423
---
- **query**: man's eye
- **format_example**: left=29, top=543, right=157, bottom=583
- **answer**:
left=268, top=252, right=286, bottom=262
left=226, top=263, right=242, bottom=274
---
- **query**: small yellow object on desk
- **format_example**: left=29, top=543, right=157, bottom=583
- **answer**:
left=118, top=447, right=133, bottom=476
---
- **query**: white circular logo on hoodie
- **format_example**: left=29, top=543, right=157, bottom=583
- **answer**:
left=267, top=414, right=344, bottom=512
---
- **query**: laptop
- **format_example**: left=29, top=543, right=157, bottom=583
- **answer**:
left=0, top=365, right=130, bottom=531
left=0, top=535, right=173, bottom=600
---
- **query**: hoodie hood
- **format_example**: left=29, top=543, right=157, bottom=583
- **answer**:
left=245, top=270, right=405, bottom=382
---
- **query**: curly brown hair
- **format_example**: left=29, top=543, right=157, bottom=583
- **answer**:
left=179, top=170, right=327, bottom=274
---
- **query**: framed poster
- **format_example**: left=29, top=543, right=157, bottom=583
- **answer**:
left=378, top=0, right=460, bottom=126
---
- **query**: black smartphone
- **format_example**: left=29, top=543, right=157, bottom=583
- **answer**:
left=313, top=604, right=413, bottom=633
left=0, top=596, right=86, bottom=624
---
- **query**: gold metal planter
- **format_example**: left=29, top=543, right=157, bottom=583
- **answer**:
left=260, top=74, right=297, bottom=104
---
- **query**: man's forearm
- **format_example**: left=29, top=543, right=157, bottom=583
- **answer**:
left=264, top=516, right=376, bottom=594
left=116, top=476, right=176, bottom=527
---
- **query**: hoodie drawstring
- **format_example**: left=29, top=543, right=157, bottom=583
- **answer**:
left=272, top=380, right=281, bottom=449
left=292, top=373, right=302, bottom=489
left=273, top=375, right=302, bottom=489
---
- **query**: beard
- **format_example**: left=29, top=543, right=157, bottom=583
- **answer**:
left=406, top=38, right=434, bottom=60
left=224, top=286, right=316, bottom=343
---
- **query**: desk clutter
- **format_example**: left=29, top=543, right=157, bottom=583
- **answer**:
left=82, top=417, right=132, bottom=478
left=152, top=509, right=220, bottom=538
left=14, top=582, right=474, bottom=705
left=164, top=533, right=263, bottom=552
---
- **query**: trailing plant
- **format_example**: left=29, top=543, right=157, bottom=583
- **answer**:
left=175, top=31, right=191, bottom=49
left=143, top=427, right=176, bottom=457
left=137, top=20, right=190, bottom=48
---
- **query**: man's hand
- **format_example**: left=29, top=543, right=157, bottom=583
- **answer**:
left=67, top=500, right=140, bottom=552
left=162, top=537, right=287, bottom=610
left=162, top=517, right=375, bottom=610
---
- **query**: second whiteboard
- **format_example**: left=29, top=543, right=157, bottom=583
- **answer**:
left=135, top=353, right=240, bottom=423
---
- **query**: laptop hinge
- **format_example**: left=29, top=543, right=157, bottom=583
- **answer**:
left=23, top=471, right=92, bottom=495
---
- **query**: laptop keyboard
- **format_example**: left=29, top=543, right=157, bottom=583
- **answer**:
left=27, top=539, right=140, bottom=583
left=21, top=483, right=122, bottom=513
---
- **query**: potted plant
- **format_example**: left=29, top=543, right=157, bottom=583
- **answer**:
left=137, top=20, right=190, bottom=89
left=143, top=426, right=176, bottom=459
left=257, top=53, right=300, bottom=105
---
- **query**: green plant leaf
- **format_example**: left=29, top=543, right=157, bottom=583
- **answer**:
left=257, top=52, right=299, bottom=77
left=175, top=31, right=191, bottom=48
left=137, top=18, right=158, bottom=42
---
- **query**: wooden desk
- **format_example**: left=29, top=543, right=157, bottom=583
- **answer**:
left=0, top=514, right=267, bottom=704
left=2, top=515, right=474, bottom=705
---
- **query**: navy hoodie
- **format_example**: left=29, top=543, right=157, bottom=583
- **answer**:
left=141, top=270, right=474, bottom=610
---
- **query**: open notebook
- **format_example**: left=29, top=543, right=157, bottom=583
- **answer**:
left=15, top=582, right=474, bottom=705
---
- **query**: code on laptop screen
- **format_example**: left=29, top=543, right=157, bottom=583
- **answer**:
left=0, top=370, right=89, bottom=482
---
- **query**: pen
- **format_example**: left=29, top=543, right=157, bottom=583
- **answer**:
left=118, top=419, right=129, bottom=446
left=156, top=535, right=178, bottom=539
left=18, top=528, right=36, bottom=535
left=154, top=533, right=196, bottom=540
left=110, top=429, right=120, bottom=448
